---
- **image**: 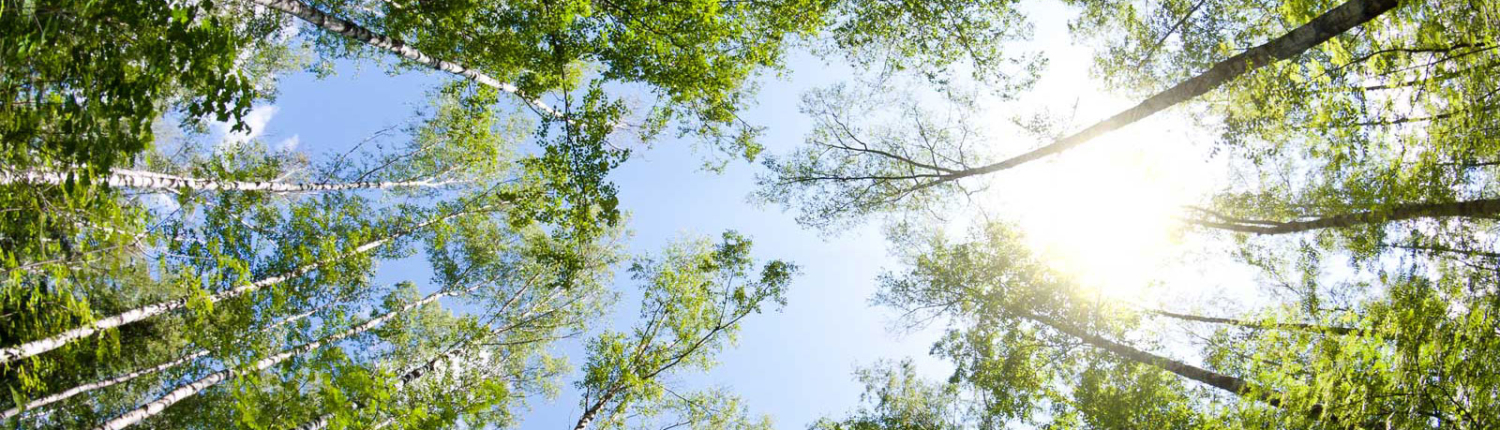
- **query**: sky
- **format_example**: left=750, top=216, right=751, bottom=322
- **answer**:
left=226, top=2, right=1268, bottom=428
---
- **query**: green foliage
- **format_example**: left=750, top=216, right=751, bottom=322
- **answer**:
left=0, top=0, right=280, bottom=173
left=818, top=0, right=1042, bottom=93
left=812, top=360, right=967, bottom=430
left=577, top=232, right=796, bottom=430
left=306, top=0, right=832, bottom=162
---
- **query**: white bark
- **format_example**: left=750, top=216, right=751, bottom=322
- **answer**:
left=96, top=282, right=481, bottom=430
left=244, top=0, right=565, bottom=119
left=287, top=275, right=556, bottom=430
left=1, top=351, right=208, bottom=422
left=0, top=308, right=320, bottom=420
left=0, top=208, right=482, bottom=365
left=0, top=169, right=460, bottom=193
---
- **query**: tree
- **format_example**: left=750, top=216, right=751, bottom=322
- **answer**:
left=860, top=221, right=1464, bottom=428
left=0, top=199, right=500, bottom=366
left=1185, top=198, right=1500, bottom=234
left=572, top=232, right=795, bottom=430
left=811, top=360, right=969, bottom=430
left=0, top=0, right=289, bottom=174
left=0, top=306, right=321, bottom=421
left=265, top=0, right=838, bottom=164
left=0, top=168, right=463, bottom=194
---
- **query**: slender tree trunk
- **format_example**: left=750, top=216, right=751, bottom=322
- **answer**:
left=246, top=0, right=564, bottom=119
left=1020, top=310, right=1255, bottom=396
left=0, top=308, right=322, bottom=420
left=1386, top=243, right=1500, bottom=259
left=95, top=281, right=483, bottom=430
left=1145, top=309, right=1363, bottom=336
left=0, top=169, right=459, bottom=193
left=288, top=274, right=556, bottom=430
left=1016, top=310, right=1348, bottom=423
left=0, top=207, right=487, bottom=365
left=919, top=0, right=1401, bottom=188
left=573, top=388, right=621, bottom=430
left=1188, top=198, right=1500, bottom=234
left=571, top=312, right=743, bottom=430
left=1, top=351, right=207, bottom=422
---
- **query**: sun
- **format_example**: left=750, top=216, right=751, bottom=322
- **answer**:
left=980, top=121, right=1221, bottom=299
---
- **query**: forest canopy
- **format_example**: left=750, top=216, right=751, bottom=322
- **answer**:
left=2, top=0, right=1497, bottom=429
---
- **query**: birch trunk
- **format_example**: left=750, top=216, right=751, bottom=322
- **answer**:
left=1189, top=198, right=1500, bottom=235
left=1145, top=309, right=1362, bottom=336
left=288, top=275, right=556, bottom=430
left=0, top=169, right=459, bottom=193
left=572, top=388, right=620, bottom=430
left=1017, top=310, right=1326, bottom=415
left=95, top=281, right=482, bottom=430
left=922, top=0, right=1401, bottom=188
left=0, top=207, right=486, bottom=365
left=0, top=308, right=322, bottom=420
left=245, top=0, right=564, bottom=119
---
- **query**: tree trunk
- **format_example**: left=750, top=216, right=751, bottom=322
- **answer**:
left=247, top=0, right=564, bottom=119
left=2, top=351, right=206, bottom=422
left=1020, top=310, right=1254, bottom=395
left=1, top=308, right=321, bottom=420
left=1387, top=243, right=1500, bottom=259
left=0, top=169, right=460, bottom=193
left=287, top=274, right=555, bottom=430
left=923, top=0, right=1401, bottom=187
left=0, top=207, right=487, bottom=365
left=1188, top=198, right=1500, bottom=234
left=1145, top=308, right=1363, bottom=336
left=95, top=281, right=482, bottom=430
left=573, top=388, right=620, bottom=430
left=1016, top=310, right=1347, bottom=423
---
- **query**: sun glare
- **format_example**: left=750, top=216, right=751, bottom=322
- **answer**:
left=983, top=120, right=1221, bottom=299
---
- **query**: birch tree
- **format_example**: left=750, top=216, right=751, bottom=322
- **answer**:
left=0, top=0, right=296, bottom=175
left=572, top=232, right=796, bottom=430
left=0, top=306, right=321, bottom=421
left=263, top=0, right=838, bottom=163
left=94, top=276, right=491, bottom=430
left=0, top=168, right=463, bottom=194
left=0, top=199, right=499, bottom=366
left=862, top=219, right=1499, bottom=428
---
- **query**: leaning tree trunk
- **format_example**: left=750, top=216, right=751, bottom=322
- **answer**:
left=1188, top=198, right=1500, bottom=234
left=0, top=206, right=489, bottom=365
left=571, top=313, right=741, bottom=430
left=287, top=277, right=555, bottom=430
left=920, top=0, right=1402, bottom=188
left=95, top=280, right=485, bottom=430
left=1144, top=308, right=1363, bottom=336
left=247, top=0, right=565, bottom=119
left=1019, top=310, right=1257, bottom=397
left=1016, top=310, right=1350, bottom=423
left=0, top=307, right=322, bottom=420
left=573, top=388, right=622, bottom=430
left=0, top=169, right=460, bottom=193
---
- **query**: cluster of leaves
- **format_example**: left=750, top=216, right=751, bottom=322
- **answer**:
left=0, top=0, right=282, bottom=174
left=575, top=232, right=795, bottom=430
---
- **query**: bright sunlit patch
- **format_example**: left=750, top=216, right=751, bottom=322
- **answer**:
left=982, top=120, right=1221, bottom=299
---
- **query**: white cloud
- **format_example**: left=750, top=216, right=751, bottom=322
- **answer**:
left=213, top=105, right=278, bottom=147
left=275, top=134, right=301, bottom=152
